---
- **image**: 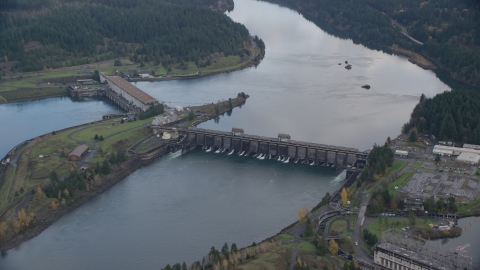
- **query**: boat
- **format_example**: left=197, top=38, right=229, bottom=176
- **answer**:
left=239, top=151, right=245, bottom=156
left=294, top=159, right=299, bottom=164
left=221, top=148, right=226, bottom=153
left=205, top=147, right=212, bottom=152
left=345, top=64, right=352, bottom=70
left=227, top=150, right=234, bottom=155
left=309, top=161, right=315, bottom=166
left=361, top=84, right=370, bottom=89
left=283, top=157, right=289, bottom=163
left=215, top=148, right=221, bottom=153
left=268, top=154, right=272, bottom=159
left=259, top=154, right=265, bottom=160
left=277, top=156, right=281, bottom=161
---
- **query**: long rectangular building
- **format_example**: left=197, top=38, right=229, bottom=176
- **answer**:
left=433, top=145, right=480, bottom=156
left=374, top=242, right=465, bottom=270
left=106, top=76, right=158, bottom=111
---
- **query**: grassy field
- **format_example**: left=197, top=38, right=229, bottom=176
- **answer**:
left=458, top=192, right=480, bottom=212
left=169, top=55, right=244, bottom=75
left=0, top=116, right=156, bottom=213
left=366, top=159, right=408, bottom=194
left=388, top=170, right=415, bottom=196
left=298, top=241, right=316, bottom=252
left=338, top=239, right=355, bottom=255
left=275, top=234, right=294, bottom=242
left=237, top=244, right=293, bottom=270
left=0, top=87, right=68, bottom=101
left=0, top=166, right=16, bottom=208
left=412, top=163, right=422, bottom=169
left=367, top=217, right=432, bottom=237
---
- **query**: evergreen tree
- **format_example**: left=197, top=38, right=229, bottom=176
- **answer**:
left=408, top=129, right=418, bottom=142
left=101, top=160, right=111, bottom=174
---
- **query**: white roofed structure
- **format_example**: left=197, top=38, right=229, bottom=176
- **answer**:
left=463, top=144, right=480, bottom=150
left=395, top=150, right=408, bottom=156
left=457, top=152, right=480, bottom=165
left=433, top=145, right=480, bottom=156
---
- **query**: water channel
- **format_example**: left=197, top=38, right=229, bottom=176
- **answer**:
left=1, top=0, right=475, bottom=268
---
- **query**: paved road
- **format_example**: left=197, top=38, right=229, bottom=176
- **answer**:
left=353, top=193, right=372, bottom=262
left=287, top=206, right=337, bottom=270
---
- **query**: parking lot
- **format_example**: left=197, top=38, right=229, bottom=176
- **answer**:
left=401, top=171, right=480, bottom=202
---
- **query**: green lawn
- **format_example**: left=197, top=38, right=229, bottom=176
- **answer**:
left=458, top=192, right=480, bottom=212
left=388, top=170, right=415, bottom=196
left=329, top=215, right=357, bottom=236
left=0, top=166, right=16, bottom=208
left=298, top=241, right=316, bottom=252
left=367, top=217, right=432, bottom=237
left=275, top=234, right=294, bottom=242
left=412, top=163, right=422, bottom=169
left=71, top=120, right=148, bottom=142
left=366, top=160, right=407, bottom=194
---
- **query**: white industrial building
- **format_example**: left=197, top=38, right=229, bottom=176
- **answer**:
left=457, top=152, right=480, bottom=165
left=433, top=145, right=480, bottom=156
left=174, top=106, right=184, bottom=112
left=395, top=150, right=408, bottom=157
left=433, top=145, right=480, bottom=164
left=463, top=144, right=480, bottom=150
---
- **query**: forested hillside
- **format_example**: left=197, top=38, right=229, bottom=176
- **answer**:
left=0, top=0, right=249, bottom=72
left=262, top=0, right=480, bottom=88
left=408, top=91, right=480, bottom=144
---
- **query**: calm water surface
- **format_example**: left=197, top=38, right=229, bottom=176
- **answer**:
left=0, top=151, right=342, bottom=269
left=0, top=97, right=121, bottom=158
left=0, top=0, right=460, bottom=268
left=427, top=216, right=480, bottom=264
left=135, top=0, right=449, bottom=151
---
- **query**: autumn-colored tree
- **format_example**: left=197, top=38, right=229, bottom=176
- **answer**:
left=0, top=222, right=7, bottom=237
left=328, top=239, right=338, bottom=255
left=17, top=209, right=27, bottom=225
left=341, top=188, right=348, bottom=205
left=51, top=200, right=58, bottom=210
left=12, top=220, right=22, bottom=234
left=297, top=208, right=305, bottom=221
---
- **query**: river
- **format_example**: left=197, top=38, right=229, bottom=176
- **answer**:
left=0, top=0, right=463, bottom=268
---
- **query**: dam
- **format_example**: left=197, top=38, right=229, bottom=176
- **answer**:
left=151, top=126, right=368, bottom=171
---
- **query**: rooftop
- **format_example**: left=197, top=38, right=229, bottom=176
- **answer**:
left=69, top=144, right=89, bottom=157
left=107, top=76, right=158, bottom=105
left=457, top=152, right=480, bottom=163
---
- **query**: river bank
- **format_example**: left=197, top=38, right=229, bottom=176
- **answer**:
left=0, top=156, right=145, bottom=251
left=0, top=40, right=264, bottom=104
left=0, top=95, right=248, bottom=251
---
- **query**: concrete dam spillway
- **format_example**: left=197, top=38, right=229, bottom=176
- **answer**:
left=154, top=126, right=368, bottom=171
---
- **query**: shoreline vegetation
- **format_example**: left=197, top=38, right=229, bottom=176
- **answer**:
left=0, top=94, right=249, bottom=251
left=0, top=40, right=265, bottom=104
left=0, top=0, right=266, bottom=103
